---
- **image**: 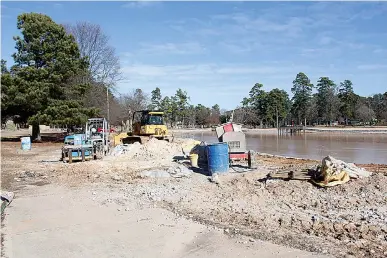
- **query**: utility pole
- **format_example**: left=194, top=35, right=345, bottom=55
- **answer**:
left=106, top=86, right=110, bottom=128
left=276, top=106, right=279, bottom=129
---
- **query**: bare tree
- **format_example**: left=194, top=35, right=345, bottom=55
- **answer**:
left=65, top=21, right=123, bottom=124
left=119, top=89, right=149, bottom=130
left=65, top=21, right=122, bottom=86
left=355, top=104, right=375, bottom=124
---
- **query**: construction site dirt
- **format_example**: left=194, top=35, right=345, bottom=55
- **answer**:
left=1, top=139, right=386, bottom=258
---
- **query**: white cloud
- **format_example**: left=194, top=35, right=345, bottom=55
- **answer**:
left=373, top=48, right=387, bottom=55
left=53, top=3, right=63, bottom=8
left=357, top=64, right=387, bottom=71
left=120, top=62, right=307, bottom=83
left=165, top=2, right=383, bottom=56
left=137, top=42, right=206, bottom=55
left=122, top=1, right=160, bottom=9
left=1, top=4, right=26, bottom=13
left=218, top=41, right=254, bottom=54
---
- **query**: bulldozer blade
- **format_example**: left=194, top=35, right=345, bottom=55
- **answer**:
left=122, top=136, right=143, bottom=144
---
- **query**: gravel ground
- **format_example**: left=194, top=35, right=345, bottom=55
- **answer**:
left=1, top=140, right=386, bottom=258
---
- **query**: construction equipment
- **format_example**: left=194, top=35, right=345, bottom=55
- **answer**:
left=215, top=122, right=256, bottom=168
left=61, top=134, right=94, bottom=163
left=116, top=110, right=173, bottom=145
left=85, top=117, right=110, bottom=157
left=61, top=118, right=110, bottom=163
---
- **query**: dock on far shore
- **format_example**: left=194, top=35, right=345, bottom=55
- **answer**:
left=278, top=126, right=305, bottom=135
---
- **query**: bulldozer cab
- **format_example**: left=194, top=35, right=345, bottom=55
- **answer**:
left=132, top=111, right=166, bottom=136
left=134, top=111, right=164, bottom=126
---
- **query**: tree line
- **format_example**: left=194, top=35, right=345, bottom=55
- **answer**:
left=107, top=87, right=222, bottom=130
left=234, top=73, right=387, bottom=127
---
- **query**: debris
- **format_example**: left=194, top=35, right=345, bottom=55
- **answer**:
left=264, top=156, right=372, bottom=187
left=111, top=174, right=124, bottom=181
left=209, top=173, right=221, bottom=185
left=140, top=164, right=192, bottom=179
left=268, top=169, right=312, bottom=180
left=140, top=170, right=171, bottom=178
left=19, top=171, right=36, bottom=178
left=1, top=192, right=14, bottom=204
left=167, top=164, right=192, bottom=178
left=312, top=156, right=372, bottom=187
left=111, top=144, right=132, bottom=156
left=181, top=140, right=201, bottom=157
left=1, top=191, right=15, bottom=215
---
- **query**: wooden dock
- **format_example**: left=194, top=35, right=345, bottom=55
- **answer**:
left=278, top=126, right=305, bottom=135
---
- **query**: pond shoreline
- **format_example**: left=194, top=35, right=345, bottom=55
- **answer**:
left=171, top=126, right=387, bottom=135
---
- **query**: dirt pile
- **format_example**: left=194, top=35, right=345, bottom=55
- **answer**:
left=113, top=138, right=182, bottom=162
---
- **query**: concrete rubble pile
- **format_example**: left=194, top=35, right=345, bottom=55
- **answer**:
left=140, top=164, right=192, bottom=178
left=267, top=155, right=373, bottom=187
left=312, top=155, right=372, bottom=187
left=111, top=144, right=132, bottom=156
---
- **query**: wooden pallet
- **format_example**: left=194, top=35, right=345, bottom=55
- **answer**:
left=268, top=168, right=314, bottom=181
left=62, top=145, right=94, bottom=163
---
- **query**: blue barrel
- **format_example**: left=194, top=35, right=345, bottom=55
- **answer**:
left=207, top=143, right=229, bottom=175
left=21, top=137, right=31, bottom=150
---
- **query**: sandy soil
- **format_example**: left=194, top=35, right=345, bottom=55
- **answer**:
left=3, top=184, right=330, bottom=258
left=1, top=140, right=387, bottom=258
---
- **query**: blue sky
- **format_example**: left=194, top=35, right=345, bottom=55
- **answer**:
left=1, top=1, right=387, bottom=109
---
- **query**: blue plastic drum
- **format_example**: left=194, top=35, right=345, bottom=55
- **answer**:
left=21, top=137, right=31, bottom=150
left=207, top=142, right=229, bottom=175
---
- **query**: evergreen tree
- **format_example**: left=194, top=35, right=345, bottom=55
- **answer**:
left=3, top=13, right=98, bottom=139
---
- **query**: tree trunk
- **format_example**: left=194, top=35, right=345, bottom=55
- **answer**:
left=32, top=124, right=41, bottom=141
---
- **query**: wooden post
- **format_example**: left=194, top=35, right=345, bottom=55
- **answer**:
left=81, top=149, right=85, bottom=162
left=69, top=148, right=73, bottom=164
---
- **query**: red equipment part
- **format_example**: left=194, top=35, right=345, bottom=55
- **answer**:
left=223, top=123, right=233, bottom=132
left=229, top=153, right=248, bottom=160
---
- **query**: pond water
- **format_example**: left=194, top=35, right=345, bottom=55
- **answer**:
left=185, top=131, right=387, bottom=164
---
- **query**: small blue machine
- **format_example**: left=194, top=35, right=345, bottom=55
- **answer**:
left=61, top=118, right=110, bottom=163
left=62, top=134, right=93, bottom=163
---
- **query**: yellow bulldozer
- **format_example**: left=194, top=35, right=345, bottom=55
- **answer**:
left=113, top=110, right=173, bottom=145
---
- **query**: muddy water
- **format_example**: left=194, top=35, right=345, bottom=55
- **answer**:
left=187, top=131, right=387, bottom=164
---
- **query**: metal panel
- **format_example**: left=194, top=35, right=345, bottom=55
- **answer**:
left=215, top=126, right=224, bottom=140
left=221, top=131, right=247, bottom=153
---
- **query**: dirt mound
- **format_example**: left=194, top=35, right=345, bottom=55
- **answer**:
left=120, top=138, right=182, bottom=161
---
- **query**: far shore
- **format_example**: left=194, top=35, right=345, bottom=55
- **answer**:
left=1, top=125, right=387, bottom=140
left=171, top=126, right=387, bottom=135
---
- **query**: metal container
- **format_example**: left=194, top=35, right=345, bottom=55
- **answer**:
left=21, top=137, right=31, bottom=150
left=190, top=143, right=208, bottom=169
left=207, top=142, right=229, bottom=175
